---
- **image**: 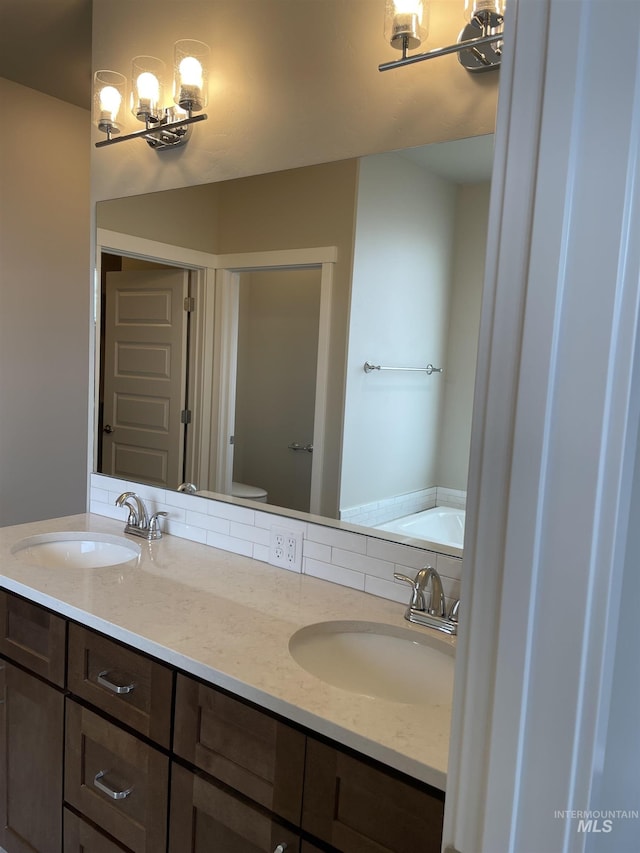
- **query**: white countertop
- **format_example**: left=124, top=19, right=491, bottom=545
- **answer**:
left=0, top=514, right=454, bottom=791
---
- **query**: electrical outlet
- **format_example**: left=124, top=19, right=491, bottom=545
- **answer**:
left=269, top=526, right=303, bottom=571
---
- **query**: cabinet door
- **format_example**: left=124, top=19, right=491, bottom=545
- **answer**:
left=302, top=739, right=445, bottom=853
left=0, top=662, right=64, bottom=853
left=170, top=762, right=301, bottom=853
left=64, top=699, right=169, bottom=853
left=174, top=674, right=305, bottom=825
left=63, top=807, right=127, bottom=853
left=67, top=623, right=173, bottom=748
left=0, top=590, right=66, bottom=686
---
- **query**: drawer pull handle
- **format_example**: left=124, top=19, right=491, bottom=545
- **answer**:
left=93, top=770, right=133, bottom=800
left=97, top=670, right=136, bottom=695
left=273, top=846, right=287, bottom=853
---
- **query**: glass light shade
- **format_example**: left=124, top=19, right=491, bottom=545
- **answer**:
left=173, top=39, right=209, bottom=112
left=131, top=56, right=165, bottom=123
left=93, top=70, right=126, bottom=135
left=384, top=0, right=429, bottom=51
left=463, top=0, right=506, bottom=24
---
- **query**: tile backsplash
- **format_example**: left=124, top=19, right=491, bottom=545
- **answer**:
left=90, top=474, right=462, bottom=612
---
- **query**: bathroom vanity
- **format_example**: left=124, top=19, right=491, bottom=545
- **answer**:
left=0, top=514, right=453, bottom=853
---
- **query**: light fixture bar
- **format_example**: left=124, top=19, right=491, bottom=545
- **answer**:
left=95, top=113, right=207, bottom=148
left=379, top=30, right=501, bottom=71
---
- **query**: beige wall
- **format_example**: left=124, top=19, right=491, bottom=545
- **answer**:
left=91, top=0, right=498, bottom=203
left=437, top=181, right=490, bottom=490
left=0, top=78, right=90, bottom=525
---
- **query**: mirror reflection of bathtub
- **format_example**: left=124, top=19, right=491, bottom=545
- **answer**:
left=375, top=506, right=465, bottom=551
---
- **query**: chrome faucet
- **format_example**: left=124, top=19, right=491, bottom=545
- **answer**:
left=115, top=492, right=167, bottom=541
left=394, top=566, right=459, bottom=635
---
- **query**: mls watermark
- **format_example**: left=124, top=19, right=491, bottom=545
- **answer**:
left=554, top=810, right=639, bottom=834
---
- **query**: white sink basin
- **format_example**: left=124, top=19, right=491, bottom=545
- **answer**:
left=11, top=532, right=141, bottom=569
left=289, top=620, right=454, bottom=705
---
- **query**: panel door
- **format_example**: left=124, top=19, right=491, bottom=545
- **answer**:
left=64, top=699, right=169, bottom=853
left=302, top=738, right=445, bottom=853
left=102, top=268, right=189, bottom=488
left=174, top=673, right=305, bottom=826
left=169, top=762, right=301, bottom=853
left=0, top=662, right=64, bottom=853
left=0, top=590, right=66, bottom=687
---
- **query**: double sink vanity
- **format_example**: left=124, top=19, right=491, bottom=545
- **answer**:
left=0, top=512, right=454, bottom=852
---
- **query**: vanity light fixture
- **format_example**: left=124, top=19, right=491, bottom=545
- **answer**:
left=94, top=39, right=210, bottom=150
left=380, top=0, right=505, bottom=73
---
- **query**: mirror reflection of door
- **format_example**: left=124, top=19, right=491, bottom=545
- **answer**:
left=231, top=268, right=321, bottom=513
left=102, top=264, right=189, bottom=488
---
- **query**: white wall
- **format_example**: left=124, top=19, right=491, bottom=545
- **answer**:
left=0, top=79, right=90, bottom=525
left=340, top=151, right=456, bottom=510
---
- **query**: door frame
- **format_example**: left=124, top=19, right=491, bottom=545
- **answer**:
left=95, top=232, right=337, bottom=513
left=95, top=229, right=219, bottom=485
left=212, top=247, right=337, bottom=515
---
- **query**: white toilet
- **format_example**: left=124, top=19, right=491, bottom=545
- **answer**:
left=231, top=482, right=268, bottom=503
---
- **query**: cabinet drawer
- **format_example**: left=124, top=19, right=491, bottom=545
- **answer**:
left=63, top=807, right=128, bottom=853
left=174, top=673, right=305, bottom=825
left=0, top=590, right=66, bottom=686
left=67, top=623, right=173, bottom=748
left=302, top=738, right=445, bottom=853
left=64, top=699, right=169, bottom=853
left=0, top=661, right=64, bottom=853
left=169, top=762, right=301, bottom=853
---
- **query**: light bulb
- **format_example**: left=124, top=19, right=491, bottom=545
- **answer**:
left=137, top=71, right=160, bottom=102
left=385, top=0, right=428, bottom=51
left=174, top=40, right=209, bottom=111
left=464, top=0, right=505, bottom=25
left=99, top=85, right=122, bottom=120
left=179, top=56, right=203, bottom=89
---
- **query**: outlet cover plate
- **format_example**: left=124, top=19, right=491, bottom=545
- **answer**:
left=269, top=526, right=303, bottom=571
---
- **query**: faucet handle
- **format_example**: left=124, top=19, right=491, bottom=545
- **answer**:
left=149, top=511, right=168, bottom=538
left=448, top=599, right=460, bottom=622
left=394, top=569, right=432, bottom=611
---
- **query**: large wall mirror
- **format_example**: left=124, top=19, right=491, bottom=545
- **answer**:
left=95, top=133, right=493, bottom=552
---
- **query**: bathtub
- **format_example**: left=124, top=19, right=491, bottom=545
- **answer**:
left=375, top=506, right=465, bottom=550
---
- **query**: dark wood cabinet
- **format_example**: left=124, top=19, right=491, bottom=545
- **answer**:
left=302, top=738, right=445, bottom=853
left=63, top=807, right=129, bottom=852
left=64, top=699, right=169, bottom=853
left=0, top=589, right=445, bottom=853
left=169, top=762, right=301, bottom=853
left=0, top=661, right=64, bottom=853
left=174, top=673, right=306, bottom=826
left=0, top=590, right=66, bottom=687
left=68, top=622, right=173, bottom=748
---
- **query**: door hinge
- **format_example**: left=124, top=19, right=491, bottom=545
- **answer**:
left=181, top=409, right=192, bottom=424
left=229, top=435, right=234, bottom=445
left=184, top=296, right=195, bottom=312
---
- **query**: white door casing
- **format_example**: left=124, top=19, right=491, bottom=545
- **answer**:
left=444, top=1, right=640, bottom=851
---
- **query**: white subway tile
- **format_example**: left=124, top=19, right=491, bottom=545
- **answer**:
left=303, top=558, right=365, bottom=591
left=205, top=531, right=253, bottom=558
left=302, top=540, right=332, bottom=562
left=366, top=537, right=437, bottom=569
left=307, top=524, right=367, bottom=554
left=331, top=548, right=394, bottom=580
left=364, top=575, right=410, bottom=605
left=207, top=502, right=255, bottom=525
left=165, top=520, right=207, bottom=544
left=229, top=522, right=270, bottom=546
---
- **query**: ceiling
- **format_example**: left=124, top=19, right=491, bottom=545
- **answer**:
left=0, top=0, right=92, bottom=109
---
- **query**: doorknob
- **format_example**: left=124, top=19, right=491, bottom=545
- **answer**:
left=288, top=442, right=313, bottom=453
left=103, top=424, right=114, bottom=434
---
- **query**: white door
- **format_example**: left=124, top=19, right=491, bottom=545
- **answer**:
left=102, top=269, right=189, bottom=488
